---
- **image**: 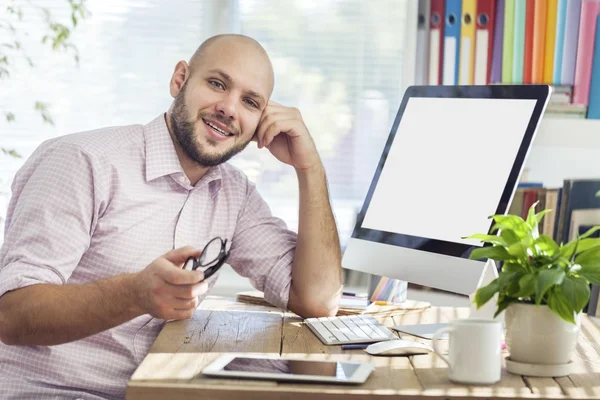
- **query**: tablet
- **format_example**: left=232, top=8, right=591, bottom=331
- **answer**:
left=202, top=354, right=375, bottom=385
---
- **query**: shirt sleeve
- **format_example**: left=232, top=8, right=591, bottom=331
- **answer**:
left=227, top=181, right=297, bottom=310
left=0, top=141, right=100, bottom=298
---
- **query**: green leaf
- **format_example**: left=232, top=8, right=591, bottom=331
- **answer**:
left=1, top=148, right=21, bottom=158
left=577, top=226, right=600, bottom=241
left=502, top=261, right=527, bottom=275
left=501, top=229, right=522, bottom=246
left=463, top=233, right=507, bottom=246
left=5, top=112, right=15, bottom=122
left=534, top=234, right=560, bottom=256
left=515, top=273, right=537, bottom=298
left=507, top=239, right=531, bottom=258
left=498, top=269, right=521, bottom=287
left=596, top=190, right=600, bottom=197
left=490, top=214, right=531, bottom=236
left=469, top=246, right=512, bottom=261
left=561, top=227, right=600, bottom=258
left=536, top=268, right=566, bottom=304
left=563, top=237, right=600, bottom=259
left=561, top=276, right=590, bottom=314
left=525, top=200, right=540, bottom=228
left=494, top=294, right=517, bottom=318
left=474, top=280, right=499, bottom=308
left=578, top=264, right=600, bottom=285
left=574, top=246, right=600, bottom=281
left=535, top=209, right=553, bottom=225
left=547, top=288, right=576, bottom=324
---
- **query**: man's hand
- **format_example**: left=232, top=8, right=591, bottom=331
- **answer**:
left=254, top=101, right=321, bottom=170
left=134, top=246, right=207, bottom=320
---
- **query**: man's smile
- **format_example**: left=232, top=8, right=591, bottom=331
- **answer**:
left=202, top=118, right=234, bottom=141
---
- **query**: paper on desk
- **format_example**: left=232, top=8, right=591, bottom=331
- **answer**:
left=236, top=291, right=431, bottom=317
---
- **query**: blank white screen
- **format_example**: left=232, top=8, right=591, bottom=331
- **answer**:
left=361, top=97, right=538, bottom=246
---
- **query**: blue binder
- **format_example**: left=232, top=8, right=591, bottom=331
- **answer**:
left=553, top=0, right=568, bottom=84
left=442, top=0, right=462, bottom=85
left=587, top=14, right=600, bottom=119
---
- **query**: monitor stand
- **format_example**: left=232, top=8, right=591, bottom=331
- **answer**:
left=391, top=259, right=500, bottom=340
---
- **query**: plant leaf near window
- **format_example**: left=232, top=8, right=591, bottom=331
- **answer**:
left=464, top=201, right=600, bottom=324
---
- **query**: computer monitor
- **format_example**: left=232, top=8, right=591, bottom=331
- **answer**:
left=342, top=85, right=551, bottom=299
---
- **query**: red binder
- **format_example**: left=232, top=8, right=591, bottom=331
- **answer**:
left=428, top=0, right=445, bottom=85
left=523, top=0, right=535, bottom=84
left=475, top=0, right=497, bottom=84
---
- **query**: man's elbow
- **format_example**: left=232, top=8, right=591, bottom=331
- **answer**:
left=288, top=287, right=341, bottom=318
left=0, top=307, right=18, bottom=346
left=309, top=303, right=339, bottom=318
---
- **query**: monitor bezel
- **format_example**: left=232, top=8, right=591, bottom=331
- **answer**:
left=351, top=84, right=550, bottom=259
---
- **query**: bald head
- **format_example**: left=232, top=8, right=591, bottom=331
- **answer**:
left=188, top=34, right=274, bottom=93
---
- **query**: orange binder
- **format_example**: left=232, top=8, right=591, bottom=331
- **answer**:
left=543, top=0, right=559, bottom=83
left=523, top=0, right=535, bottom=83
left=531, top=0, right=547, bottom=83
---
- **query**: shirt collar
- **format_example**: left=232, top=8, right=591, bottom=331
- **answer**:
left=143, top=113, right=223, bottom=194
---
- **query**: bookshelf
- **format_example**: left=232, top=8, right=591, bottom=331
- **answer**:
left=535, top=117, right=600, bottom=148
left=526, top=116, right=600, bottom=188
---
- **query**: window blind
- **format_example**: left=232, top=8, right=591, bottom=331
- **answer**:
left=231, top=0, right=415, bottom=241
left=0, top=0, right=416, bottom=244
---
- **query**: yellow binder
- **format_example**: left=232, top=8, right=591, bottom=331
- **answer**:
left=459, top=0, right=477, bottom=84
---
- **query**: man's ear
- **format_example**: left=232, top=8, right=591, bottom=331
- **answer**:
left=169, top=61, right=190, bottom=98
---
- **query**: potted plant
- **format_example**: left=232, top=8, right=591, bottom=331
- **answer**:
left=464, top=202, right=600, bottom=367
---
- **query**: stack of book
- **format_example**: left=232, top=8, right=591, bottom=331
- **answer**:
left=509, top=179, right=600, bottom=244
left=417, top=0, right=600, bottom=119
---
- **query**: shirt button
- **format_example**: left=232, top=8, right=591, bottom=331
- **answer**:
left=178, top=176, right=186, bottom=183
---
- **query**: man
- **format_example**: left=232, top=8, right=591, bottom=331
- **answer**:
left=0, top=34, right=342, bottom=399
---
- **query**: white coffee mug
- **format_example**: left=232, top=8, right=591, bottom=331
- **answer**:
left=432, top=319, right=502, bottom=385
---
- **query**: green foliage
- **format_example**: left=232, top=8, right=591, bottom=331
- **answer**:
left=1, top=0, right=89, bottom=157
left=465, top=201, right=600, bottom=324
left=596, top=190, right=600, bottom=198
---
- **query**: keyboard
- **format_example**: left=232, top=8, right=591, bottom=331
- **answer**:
left=305, top=315, right=398, bottom=345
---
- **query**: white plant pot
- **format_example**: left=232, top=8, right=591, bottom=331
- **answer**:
left=504, top=302, right=580, bottom=365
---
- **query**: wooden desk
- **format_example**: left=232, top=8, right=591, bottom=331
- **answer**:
left=127, top=296, right=600, bottom=399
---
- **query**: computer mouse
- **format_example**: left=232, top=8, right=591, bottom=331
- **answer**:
left=365, top=339, right=433, bottom=356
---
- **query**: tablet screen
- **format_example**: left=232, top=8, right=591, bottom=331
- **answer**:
left=223, top=357, right=359, bottom=380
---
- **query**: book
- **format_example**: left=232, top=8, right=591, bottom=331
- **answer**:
left=531, top=0, right=547, bottom=83
left=491, top=0, right=505, bottom=82
left=560, top=179, right=600, bottom=244
left=523, top=0, right=536, bottom=83
left=560, top=0, right=583, bottom=85
left=553, top=0, right=569, bottom=84
left=573, top=0, right=600, bottom=105
left=502, top=0, right=516, bottom=83
left=543, top=0, right=559, bottom=84
left=587, top=14, right=600, bottom=119
left=512, top=0, right=527, bottom=83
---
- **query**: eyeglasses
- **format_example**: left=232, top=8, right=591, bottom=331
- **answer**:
left=184, top=237, right=230, bottom=279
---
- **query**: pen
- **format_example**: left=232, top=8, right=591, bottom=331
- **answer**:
left=373, top=300, right=393, bottom=305
left=342, top=343, right=370, bottom=350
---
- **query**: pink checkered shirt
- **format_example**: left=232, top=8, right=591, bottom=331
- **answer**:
left=0, top=114, right=296, bottom=399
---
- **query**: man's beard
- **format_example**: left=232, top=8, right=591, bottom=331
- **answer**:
left=169, top=83, right=252, bottom=167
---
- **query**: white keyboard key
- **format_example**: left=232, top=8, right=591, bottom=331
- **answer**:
left=341, top=318, right=370, bottom=339
left=307, top=320, right=337, bottom=343
left=305, top=315, right=396, bottom=345
left=322, top=320, right=349, bottom=341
